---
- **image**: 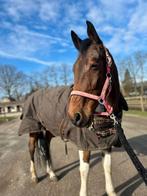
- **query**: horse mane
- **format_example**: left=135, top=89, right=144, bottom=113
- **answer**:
left=107, top=49, right=128, bottom=112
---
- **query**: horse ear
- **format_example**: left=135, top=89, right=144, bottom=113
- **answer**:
left=86, top=21, right=103, bottom=44
left=71, top=30, right=82, bottom=50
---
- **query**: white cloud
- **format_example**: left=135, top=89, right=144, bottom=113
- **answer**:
left=39, top=1, right=60, bottom=22
left=0, top=22, right=70, bottom=60
left=106, top=32, right=124, bottom=55
left=67, top=24, right=86, bottom=37
left=12, top=24, right=69, bottom=43
left=86, top=0, right=134, bottom=26
left=2, top=0, right=38, bottom=21
left=63, top=2, right=84, bottom=22
left=0, top=0, right=147, bottom=70
left=2, top=0, right=62, bottom=23
left=99, top=25, right=123, bottom=36
left=0, top=27, right=48, bottom=57
left=86, top=1, right=105, bottom=25
left=128, top=0, right=147, bottom=34
left=106, top=26, right=147, bottom=59
left=99, top=0, right=131, bottom=20
left=0, top=50, right=63, bottom=66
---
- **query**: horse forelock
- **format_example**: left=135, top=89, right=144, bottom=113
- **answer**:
left=79, top=39, right=92, bottom=53
left=79, top=39, right=105, bottom=55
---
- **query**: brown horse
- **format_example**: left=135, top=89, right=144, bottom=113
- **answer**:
left=67, top=21, right=128, bottom=196
left=19, top=21, right=128, bottom=196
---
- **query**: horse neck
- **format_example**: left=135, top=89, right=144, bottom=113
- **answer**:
left=108, top=60, right=120, bottom=114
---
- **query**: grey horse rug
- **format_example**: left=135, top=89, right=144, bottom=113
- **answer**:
left=18, top=86, right=123, bottom=151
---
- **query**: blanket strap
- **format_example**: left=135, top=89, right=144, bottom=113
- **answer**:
left=111, top=115, right=147, bottom=185
left=59, top=118, right=68, bottom=156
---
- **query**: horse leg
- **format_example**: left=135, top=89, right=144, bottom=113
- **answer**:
left=46, top=131, right=57, bottom=181
left=79, top=150, right=90, bottom=196
left=102, top=149, right=116, bottom=196
left=28, top=133, right=38, bottom=183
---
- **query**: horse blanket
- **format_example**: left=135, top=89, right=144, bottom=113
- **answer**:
left=18, top=86, right=122, bottom=151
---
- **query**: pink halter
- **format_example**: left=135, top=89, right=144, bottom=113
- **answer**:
left=70, top=48, right=113, bottom=116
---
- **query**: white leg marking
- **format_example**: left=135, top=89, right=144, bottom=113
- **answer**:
left=46, top=161, right=57, bottom=180
left=79, top=150, right=89, bottom=196
left=103, top=151, right=116, bottom=196
left=30, top=160, right=37, bottom=182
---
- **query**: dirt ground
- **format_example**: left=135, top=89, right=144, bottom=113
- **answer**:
left=0, top=115, right=147, bottom=196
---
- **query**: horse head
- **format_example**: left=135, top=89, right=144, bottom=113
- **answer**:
left=68, top=21, right=123, bottom=127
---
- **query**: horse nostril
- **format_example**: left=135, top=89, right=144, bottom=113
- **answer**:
left=74, top=112, right=82, bottom=126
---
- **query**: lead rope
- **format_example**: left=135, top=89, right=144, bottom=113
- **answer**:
left=110, top=114, right=147, bottom=185
left=105, top=48, right=147, bottom=185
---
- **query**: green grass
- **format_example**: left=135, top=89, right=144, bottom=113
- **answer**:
left=0, top=116, right=17, bottom=124
left=124, top=110, right=147, bottom=117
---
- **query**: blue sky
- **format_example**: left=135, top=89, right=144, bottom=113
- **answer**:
left=0, top=0, right=147, bottom=76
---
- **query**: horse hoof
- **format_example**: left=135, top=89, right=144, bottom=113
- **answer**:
left=108, top=192, right=116, bottom=196
left=50, top=176, right=58, bottom=182
left=32, top=177, right=38, bottom=183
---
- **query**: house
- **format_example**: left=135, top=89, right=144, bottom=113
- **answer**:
left=0, top=97, right=23, bottom=115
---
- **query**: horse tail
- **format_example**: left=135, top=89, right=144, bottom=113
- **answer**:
left=36, top=132, right=48, bottom=166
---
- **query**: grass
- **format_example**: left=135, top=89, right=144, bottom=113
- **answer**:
left=0, top=116, right=17, bottom=124
left=124, top=110, right=147, bottom=117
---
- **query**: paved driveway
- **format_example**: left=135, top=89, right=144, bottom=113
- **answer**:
left=0, top=115, right=147, bottom=196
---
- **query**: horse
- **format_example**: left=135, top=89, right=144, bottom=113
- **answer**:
left=18, top=21, right=128, bottom=196
left=67, top=21, right=128, bottom=196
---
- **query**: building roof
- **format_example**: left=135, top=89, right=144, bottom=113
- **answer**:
left=0, top=101, right=23, bottom=107
left=0, top=97, right=16, bottom=103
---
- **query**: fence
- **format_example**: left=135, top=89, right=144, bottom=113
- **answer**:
left=125, top=96, right=147, bottom=111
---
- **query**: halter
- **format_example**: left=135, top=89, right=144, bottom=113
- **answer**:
left=70, top=47, right=113, bottom=116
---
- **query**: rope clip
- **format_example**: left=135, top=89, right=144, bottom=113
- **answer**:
left=110, top=113, right=118, bottom=125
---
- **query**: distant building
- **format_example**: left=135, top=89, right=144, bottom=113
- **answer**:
left=137, top=81, right=147, bottom=95
left=0, top=97, right=23, bottom=115
left=128, top=81, right=147, bottom=96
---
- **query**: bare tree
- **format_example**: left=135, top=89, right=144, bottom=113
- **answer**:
left=127, top=57, right=140, bottom=95
left=118, top=59, right=128, bottom=95
left=60, top=64, right=69, bottom=85
left=39, top=68, right=50, bottom=87
left=27, top=72, right=43, bottom=93
left=134, top=51, right=147, bottom=111
left=48, top=65, right=58, bottom=86
left=134, top=51, right=146, bottom=96
left=39, top=65, right=58, bottom=87
left=118, top=50, right=147, bottom=97
left=0, top=65, right=27, bottom=100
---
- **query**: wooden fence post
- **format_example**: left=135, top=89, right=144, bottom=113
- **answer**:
left=140, top=96, right=145, bottom=112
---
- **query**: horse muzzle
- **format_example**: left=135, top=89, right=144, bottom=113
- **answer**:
left=69, top=111, right=92, bottom=127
